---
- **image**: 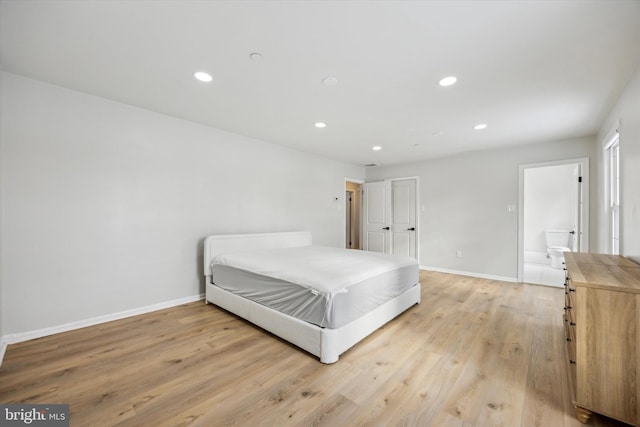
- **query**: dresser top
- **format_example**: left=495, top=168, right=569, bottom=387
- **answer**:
left=564, top=252, right=640, bottom=293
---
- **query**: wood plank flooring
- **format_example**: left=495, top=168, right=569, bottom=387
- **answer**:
left=0, top=270, right=632, bottom=426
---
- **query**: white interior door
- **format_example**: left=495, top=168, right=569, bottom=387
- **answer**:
left=573, top=164, right=582, bottom=252
left=362, top=181, right=391, bottom=253
left=391, top=179, right=417, bottom=257
left=345, top=191, right=352, bottom=249
left=362, top=179, right=418, bottom=258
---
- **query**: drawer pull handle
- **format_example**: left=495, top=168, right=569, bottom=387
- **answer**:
left=564, top=306, right=572, bottom=310
left=567, top=337, right=572, bottom=342
left=569, top=288, right=576, bottom=292
left=570, top=360, right=576, bottom=364
left=570, top=322, right=576, bottom=326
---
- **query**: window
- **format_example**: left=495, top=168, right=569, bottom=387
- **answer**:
left=605, top=132, right=620, bottom=254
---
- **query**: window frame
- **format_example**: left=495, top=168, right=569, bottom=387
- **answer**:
left=603, top=127, right=620, bottom=255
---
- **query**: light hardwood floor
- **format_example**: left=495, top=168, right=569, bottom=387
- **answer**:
left=0, top=271, right=632, bottom=427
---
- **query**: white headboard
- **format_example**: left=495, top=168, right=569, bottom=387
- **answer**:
left=203, top=231, right=312, bottom=277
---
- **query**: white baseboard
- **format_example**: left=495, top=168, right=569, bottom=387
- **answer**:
left=0, top=335, right=8, bottom=367
left=0, top=294, right=204, bottom=367
left=420, top=265, right=518, bottom=283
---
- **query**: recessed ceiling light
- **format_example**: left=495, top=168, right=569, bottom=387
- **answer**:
left=438, top=76, right=457, bottom=87
left=323, top=77, right=338, bottom=86
left=314, top=122, right=326, bottom=128
left=372, top=146, right=382, bottom=151
left=474, top=123, right=488, bottom=130
left=194, top=71, right=213, bottom=82
left=249, top=52, right=263, bottom=62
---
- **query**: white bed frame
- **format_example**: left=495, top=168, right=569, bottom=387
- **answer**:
left=203, top=231, right=421, bottom=363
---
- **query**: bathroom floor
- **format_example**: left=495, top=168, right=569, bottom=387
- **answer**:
left=523, top=251, right=566, bottom=287
left=523, top=262, right=566, bottom=287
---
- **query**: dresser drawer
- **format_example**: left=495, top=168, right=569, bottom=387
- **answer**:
left=563, top=312, right=577, bottom=402
left=564, top=290, right=574, bottom=312
left=565, top=286, right=576, bottom=334
left=565, top=315, right=576, bottom=364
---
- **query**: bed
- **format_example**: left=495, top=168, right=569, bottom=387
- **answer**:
left=203, top=231, right=421, bottom=363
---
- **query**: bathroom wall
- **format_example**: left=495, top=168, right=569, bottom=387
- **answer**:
left=524, top=164, right=577, bottom=255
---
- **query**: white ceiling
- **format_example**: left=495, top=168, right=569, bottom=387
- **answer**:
left=2, top=0, right=639, bottom=166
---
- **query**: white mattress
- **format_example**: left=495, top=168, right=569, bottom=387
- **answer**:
left=210, top=246, right=419, bottom=329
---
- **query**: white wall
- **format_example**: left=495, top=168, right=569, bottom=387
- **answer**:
left=0, top=66, right=4, bottom=347
left=597, top=63, right=640, bottom=262
left=366, top=137, right=596, bottom=280
left=0, top=72, right=364, bottom=335
left=524, top=164, right=576, bottom=253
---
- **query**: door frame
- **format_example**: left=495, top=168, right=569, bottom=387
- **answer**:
left=344, top=178, right=364, bottom=249
left=517, top=157, right=589, bottom=282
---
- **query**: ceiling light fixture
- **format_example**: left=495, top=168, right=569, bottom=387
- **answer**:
left=438, top=76, right=457, bottom=87
left=323, top=77, right=338, bottom=86
left=194, top=71, right=213, bottom=82
left=314, top=122, right=326, bottom=128
left=249, top=52, right=263, bottom=62
left=474, top=123, right=488, bottom=130
left=372, top=146, right=382, bottom=151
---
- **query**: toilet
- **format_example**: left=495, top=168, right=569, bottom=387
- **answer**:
left=545, top=229, right=572, bottom=269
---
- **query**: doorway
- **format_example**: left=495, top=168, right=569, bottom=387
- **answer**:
left=361, top=178, right=418, bottom=259
left=345, top=180, right=362, bottom=249
left=518, top=158, right=589, bottom=286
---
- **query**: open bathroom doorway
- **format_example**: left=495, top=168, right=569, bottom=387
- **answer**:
left=517, top=158, right=589, bottom=287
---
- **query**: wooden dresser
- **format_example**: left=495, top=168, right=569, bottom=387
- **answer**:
left=563, top=252, right=640, bottom=426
